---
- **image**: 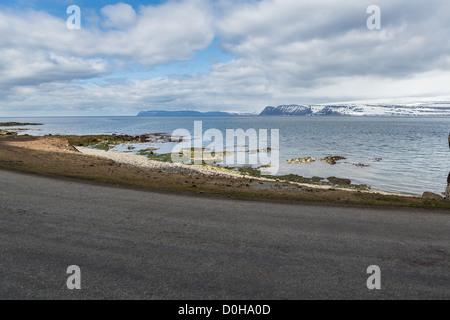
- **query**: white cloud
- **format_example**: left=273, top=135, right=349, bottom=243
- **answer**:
left=0, top=0, right=214, bottom=91
left=0, top=48, right=109, bottom=88
left=1, top=0, right=450, bottom=116
left=215, top=0, right=450, bottom=81
left=101, top=3, right=137, bottom=28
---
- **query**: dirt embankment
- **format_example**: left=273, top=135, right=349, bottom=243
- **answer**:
left=0, top=136, right=78, bottom=153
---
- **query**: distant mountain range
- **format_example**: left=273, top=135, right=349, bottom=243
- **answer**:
left=260, top=98, right=450, bottom=116
left=260, top=105, right=312, bottom=116
left=138, top=97, right=450, bottom=117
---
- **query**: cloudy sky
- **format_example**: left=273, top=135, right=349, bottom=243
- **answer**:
left=1, top=0, right=450, bottom=116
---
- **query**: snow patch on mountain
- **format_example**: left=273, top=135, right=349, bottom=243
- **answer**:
left=260, top=97, right=450, bottom=116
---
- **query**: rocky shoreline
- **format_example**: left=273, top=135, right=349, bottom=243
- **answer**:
left=286, top=156, right=348, bottom=165
left=76, top=146, right=415, bottom=197
left=1, top=134, right=448, bottom=207
left=287, top=155, right=375, bottom=168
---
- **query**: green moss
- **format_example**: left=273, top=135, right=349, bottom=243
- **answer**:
left=139, top=148, right=230, bottom=166
left=144, top=152, right=173, bottom=163
left=138, top=149, right=172, bottom=162
left=50, top=134, right=144, bottom=151
left=311, top=176, right=324, bottom=183
left=0, top=122, right=42, bottom=127
left=327, top=176, right=351, bottom=186
left=269, top=174, right=324, bottom=184
left=91, top=141, right=115, bottom=151
left=265, top=174, right=369, bottom=190
left=237, top=166, right=262, bottom=177
left=138, top=149, right=155, bottom=156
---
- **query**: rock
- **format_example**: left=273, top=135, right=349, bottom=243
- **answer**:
left=286, top=157, right=316, bottom=164
left=354, top=163, right=369, bottom=167
left=422, top=192, right=443, bottom=201
left=373, top=158, right=383, bottom=162
left=246, top=147, right=272, bottom=154
left=320, top=156, right=346, bottom=165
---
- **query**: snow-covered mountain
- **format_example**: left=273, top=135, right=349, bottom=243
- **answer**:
left=260, top=97, right=450, bottom=116
left=260, top=105, right=312, bottom=116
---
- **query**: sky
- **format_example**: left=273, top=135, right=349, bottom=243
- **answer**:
left=1, top=0, right=450, bottom=116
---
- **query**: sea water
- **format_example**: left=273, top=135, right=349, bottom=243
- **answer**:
left=1, top=116, right=449, bottom=195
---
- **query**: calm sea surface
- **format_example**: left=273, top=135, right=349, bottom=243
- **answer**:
left=2, top=116, right=449, bottom=195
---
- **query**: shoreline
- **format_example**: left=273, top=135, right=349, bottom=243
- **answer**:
left=0, top=134, right=448, bottom=209
left=76, top=146, right=416, bottom=198
left=0, top=123, right=445, bottom=196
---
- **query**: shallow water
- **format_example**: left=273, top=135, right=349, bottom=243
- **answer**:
left=1, top=116, right=449, bottom=195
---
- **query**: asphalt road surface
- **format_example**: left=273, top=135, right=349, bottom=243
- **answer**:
left=0, top=169, right=449, bottom=299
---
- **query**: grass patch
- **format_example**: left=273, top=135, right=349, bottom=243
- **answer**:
left=273, top=174, right=325, bottom=184
left=145, top=153, right=173, bottom=163
left=50, top=134, right=144, bottom=151
left=138, top=149, right=172, bottom=162
left=221, top=167, right=369, bottom=190
left=327, top=176, right=351, bottom=186
left=236, top=166, right=262, bottom=177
